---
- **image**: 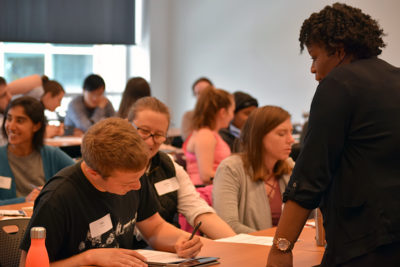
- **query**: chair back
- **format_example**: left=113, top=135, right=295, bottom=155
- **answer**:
left=0, top=218, right=30, bottom=267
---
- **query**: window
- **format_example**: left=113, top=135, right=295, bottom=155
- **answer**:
left=52, top=54, right=93, bottom=94
left=0, top=42, right=127, bottom=118
left=4, top=53, right=45, bottom=81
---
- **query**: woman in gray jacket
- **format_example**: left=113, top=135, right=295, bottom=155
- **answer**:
left=213, top=106, right=295, bottom=233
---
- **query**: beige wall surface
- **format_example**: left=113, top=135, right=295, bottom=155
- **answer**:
left=145, top=0, right=400, bottom=127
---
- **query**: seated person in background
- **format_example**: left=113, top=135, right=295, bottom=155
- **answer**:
left=213, top=106, right=295, bottom=233
left=40, top=77, right=66, bottom=137
left=7, top=74, right=65, bottom=112
left=0, top=97, right=74, bottom=205
left=4, top=75, right=65, bottom=137
left=0, top=76, right=11, bottom=146
left=183, top=87, right=234, bottom=187
left=118, top=77, right=151, bottom=119
left=219, top=91, right=258, bottom=152
left=64, top=74, right=115, bottom=136
left=181, top=77, right=213, bottom=141
left=128, top=96, right=235, bottom=241
left=19, top=118, right=202, bottom=266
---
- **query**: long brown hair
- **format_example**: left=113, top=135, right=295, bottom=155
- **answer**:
left=240, top=105, right=292, bottom=181
left=118, top=77, right=151, bottom=118
left=191, top=86, right=233, bottom=130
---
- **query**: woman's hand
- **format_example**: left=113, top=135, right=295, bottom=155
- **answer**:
left=266, top=247, right=293, bottom=267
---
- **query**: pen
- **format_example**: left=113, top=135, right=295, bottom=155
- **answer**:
left=189, top=221, right=202, bottom=240
left=29, top=183, right=40, bottom=190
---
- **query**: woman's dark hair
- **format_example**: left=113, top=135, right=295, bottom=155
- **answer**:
left=42, top=75, right=65, bottom=97
left=83, top=74, right=105, bottom=92
left=118, top=77, right=151, bottom=118
left=0, top=76, right=6, bottom=85
left=299, top=2, right=386, bottom=59
left=2, top=96, right=46, bottom=151
left=192, top=77, right=213, bottom=94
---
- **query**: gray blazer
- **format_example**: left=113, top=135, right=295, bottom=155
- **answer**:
left=213, top=155, right=291, bottom=233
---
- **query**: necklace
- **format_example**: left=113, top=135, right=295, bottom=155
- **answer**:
left=265, top=176, right=277, bottom=199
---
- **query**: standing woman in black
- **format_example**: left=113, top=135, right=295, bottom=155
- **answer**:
left=268, top=3, right=400, bottom=267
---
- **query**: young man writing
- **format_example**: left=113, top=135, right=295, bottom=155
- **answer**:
left=19, top=118, right=202, bottom=266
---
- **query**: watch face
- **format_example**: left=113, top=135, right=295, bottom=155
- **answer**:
left=277, top=238, right=290, bottom=251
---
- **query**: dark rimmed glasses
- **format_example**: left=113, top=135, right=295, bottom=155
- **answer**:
left=131, top=122, right=167, bottom=144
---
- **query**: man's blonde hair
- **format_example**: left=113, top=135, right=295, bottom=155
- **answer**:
left=81, top=118, right=149, bottom=178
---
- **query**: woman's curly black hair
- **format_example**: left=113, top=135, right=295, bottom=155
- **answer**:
left=299, top=3, right=386, bottom=59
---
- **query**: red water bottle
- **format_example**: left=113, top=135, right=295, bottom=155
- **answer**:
left=25, top=227, right=50, bottom=267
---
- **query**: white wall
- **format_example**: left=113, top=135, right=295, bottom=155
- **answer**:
left=146, top=0, right=400, bottom=128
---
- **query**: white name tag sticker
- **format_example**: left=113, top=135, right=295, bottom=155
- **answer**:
left=0, top=176, right=12, bottom=189
left=89, top=213, right=113, bottom=238
left=154, top=177, right=180, bottom=196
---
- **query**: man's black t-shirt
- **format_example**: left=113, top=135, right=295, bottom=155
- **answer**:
left=20, top=162, right=157, bottom=261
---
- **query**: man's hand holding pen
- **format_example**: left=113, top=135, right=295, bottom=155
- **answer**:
left=175, top=221, right=203, bottom=258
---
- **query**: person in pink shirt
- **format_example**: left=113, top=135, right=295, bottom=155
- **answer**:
left=183, top=87, right=234, bottom=188
left=181, top=87, right=234, bottom=232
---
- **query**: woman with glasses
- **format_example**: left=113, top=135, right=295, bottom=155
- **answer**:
left=127, top=96, right=235, bottom=242
left=0, top=97, right=74, bottom=205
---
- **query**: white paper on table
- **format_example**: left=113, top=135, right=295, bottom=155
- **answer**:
left=135, top=249, right=185, bottom=263
left=0, top=210, right=25, bottom=217
left=305, top=221, right=316, bottom=227
left=215, top=233, right=274, bottom=246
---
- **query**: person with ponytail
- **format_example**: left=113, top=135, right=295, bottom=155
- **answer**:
left=6, top=74, right=66, bottom=137
left=183, top=87, right=234, bottom=188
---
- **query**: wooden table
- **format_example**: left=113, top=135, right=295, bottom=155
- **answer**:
left=1, top=203, right=324, bottom=266
left=198, top=226, right=324, bottom=267
left=45, top=136, right=82, bottom=147
left=45, top=136, right=82, bottom=158
left=0, top=202, right=34, bottom=219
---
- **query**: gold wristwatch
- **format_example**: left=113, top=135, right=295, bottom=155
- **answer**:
left=273, top=238, right=294, bottom=253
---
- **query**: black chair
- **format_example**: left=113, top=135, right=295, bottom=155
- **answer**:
left=0, top=218, right=30, bottom=267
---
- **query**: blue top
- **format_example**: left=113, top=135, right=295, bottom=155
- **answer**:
left=64, top=95, right=115, bottom=134
left=0, top=145, right=75, bottom=205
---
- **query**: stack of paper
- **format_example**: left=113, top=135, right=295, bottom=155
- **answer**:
left=216, top=233, right=274, bottom=246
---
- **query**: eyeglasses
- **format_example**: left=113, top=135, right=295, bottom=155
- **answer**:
left=131, top=122, right=167, bottom=144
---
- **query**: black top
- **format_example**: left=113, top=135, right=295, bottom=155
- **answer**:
left=219, top=128, right=240, bottom=153
left=146, top=151, right=178, bottom=226
left=283, top=57, right=400, bottom=265
left=20, top=162, right=157, bottom=261
left=134, top=152, right=179, bottom=249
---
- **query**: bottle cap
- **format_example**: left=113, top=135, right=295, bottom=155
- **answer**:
left=30, top=227, right=46, bottom=239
